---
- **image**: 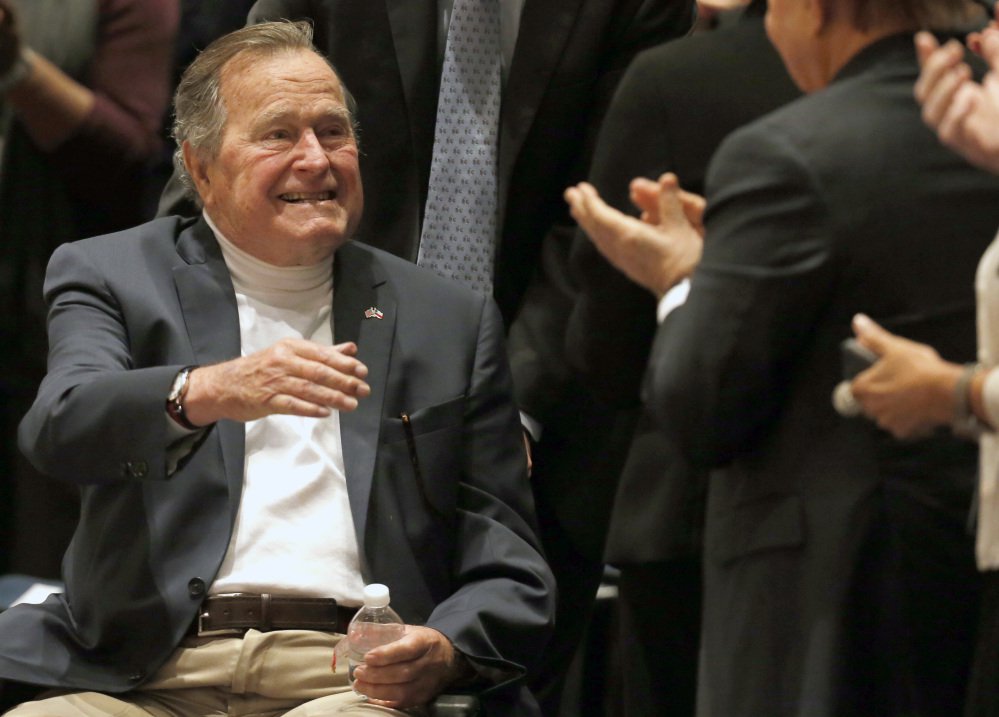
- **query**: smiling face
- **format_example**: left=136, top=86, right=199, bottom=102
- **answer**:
left=184, top=48, right=363, bottom=266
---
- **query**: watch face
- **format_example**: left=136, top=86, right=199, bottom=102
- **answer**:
left=169, top=369, right=189, bottom=402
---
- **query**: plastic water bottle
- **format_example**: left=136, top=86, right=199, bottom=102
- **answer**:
left=346, top=583, right=406, bottom=689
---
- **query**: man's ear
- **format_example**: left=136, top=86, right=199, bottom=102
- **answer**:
left=182, top=141, right=212, bottom=203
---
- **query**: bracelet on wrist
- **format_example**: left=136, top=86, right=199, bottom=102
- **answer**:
left=952, top=362, right=984, bottom=440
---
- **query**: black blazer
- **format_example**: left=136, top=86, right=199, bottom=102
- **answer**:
left=648, top=34, right=999, bottom=715
left=565, top=1, right=800, bottom=563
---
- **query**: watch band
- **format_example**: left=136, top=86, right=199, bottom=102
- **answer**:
left=166, top=365, right=199, bottom=431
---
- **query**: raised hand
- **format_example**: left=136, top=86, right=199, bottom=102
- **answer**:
left=565, top=173, right=704, bottom=298
left=184, top=339, right=370, bottom=425
left=914, top=29, right=999, bottom=174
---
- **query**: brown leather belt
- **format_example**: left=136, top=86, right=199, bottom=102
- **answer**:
left=191, top=594, right=358, bottom=637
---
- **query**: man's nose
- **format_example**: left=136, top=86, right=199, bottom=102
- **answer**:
left=293, top=130, right=327, bottom=170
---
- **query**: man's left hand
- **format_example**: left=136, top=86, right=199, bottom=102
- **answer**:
left=349, top=626, right=470, bottom=708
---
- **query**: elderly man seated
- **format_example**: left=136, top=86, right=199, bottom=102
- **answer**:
left=0, top=21, right=554, bottom=717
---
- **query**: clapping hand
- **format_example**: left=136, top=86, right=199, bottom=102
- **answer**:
left=914, top=26, right=999, bottom=174
left=564, top=173, right=705, bottom=298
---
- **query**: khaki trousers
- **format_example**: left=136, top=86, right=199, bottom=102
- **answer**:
left=4, top=630, right=415, bottom=717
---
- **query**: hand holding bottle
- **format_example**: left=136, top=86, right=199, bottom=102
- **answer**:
left=335, top=583, right=473, bottom=709
left=345, top=583, right=405, bottom=687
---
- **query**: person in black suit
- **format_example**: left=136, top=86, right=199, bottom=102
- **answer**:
left=158, top=1, right=697, bottom=711
left=564, top=2, right=800, bottom=713
left=566, top=0, right=997, bottom=714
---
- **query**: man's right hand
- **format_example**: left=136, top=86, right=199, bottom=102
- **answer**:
left=183, top=339, right=370, bottom=425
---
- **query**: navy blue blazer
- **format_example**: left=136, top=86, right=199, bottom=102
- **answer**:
left=1, top=217, right=554, bottom=716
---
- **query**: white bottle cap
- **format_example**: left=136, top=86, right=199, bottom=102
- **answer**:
left=363, top=583, right=390, bottom=608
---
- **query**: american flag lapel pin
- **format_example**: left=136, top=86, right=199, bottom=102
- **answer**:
left=364, top=306, right=384, bottom=320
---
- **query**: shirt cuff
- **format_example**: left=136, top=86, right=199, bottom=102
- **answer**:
left=657, top=279, right=690, bottom=324
left=165, top=413, right=204, bottom=476
left=520, top=411, right=542, bottom=443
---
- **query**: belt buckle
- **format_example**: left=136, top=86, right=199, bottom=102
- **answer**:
left=195, top=593, right=247, bottom=637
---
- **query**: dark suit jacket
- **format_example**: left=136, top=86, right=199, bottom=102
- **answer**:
left=647, top=34, right=999, bottom=716
left=565, top=0, right=801, bottom=564
left=0, top=217, right=555, bottom=716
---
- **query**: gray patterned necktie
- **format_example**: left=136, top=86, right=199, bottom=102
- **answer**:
left=417, top=0, right=501, bottom=295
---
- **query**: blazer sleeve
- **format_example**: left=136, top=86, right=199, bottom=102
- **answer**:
left=425, top=298, right=556, bottom=681
left=646, top=125, right=839, bottom=468
left=18, top=240, right=184, bottom=484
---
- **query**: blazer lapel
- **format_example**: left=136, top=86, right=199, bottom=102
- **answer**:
left=333, top=242, right=396, bottom=571
left=173, top=219, right=245, bottom=522
left=499, top=0, right=582, bottom=213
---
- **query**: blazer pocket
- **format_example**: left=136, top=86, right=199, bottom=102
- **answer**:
left=381, top=396, right=466, bottom=520
left=709, top=493, right=805, bottom=565
left=381, top=395, right=466, bottom=444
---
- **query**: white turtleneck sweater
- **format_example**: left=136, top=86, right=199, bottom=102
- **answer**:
left=201, top=212, right=366, bottom=606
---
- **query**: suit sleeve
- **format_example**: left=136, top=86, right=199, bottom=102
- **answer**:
left=18, top=241, right=182, bottom=484
left=426, top=298, right=556, bottom=682
left=646, top=125, right=838, bottom=468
